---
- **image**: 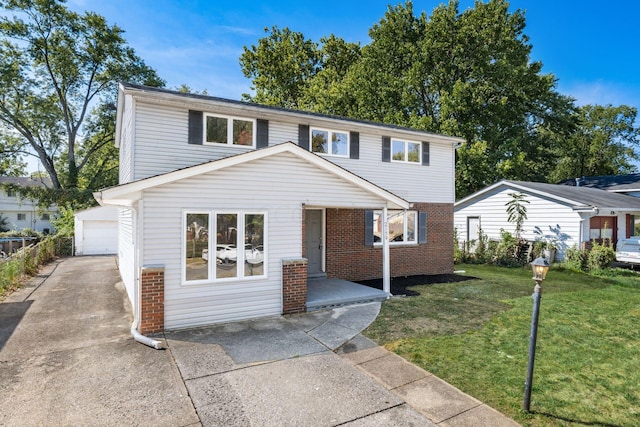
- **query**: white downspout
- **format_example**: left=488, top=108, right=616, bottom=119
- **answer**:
left=382, top=206, right=391, bottom=295
left=130, top=200, right=165, bottom=349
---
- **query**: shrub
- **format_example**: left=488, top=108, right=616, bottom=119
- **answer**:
left=564, top=245, right=587, bottom=271
left=492, top=229, right=528, bottom=267
left=587, top=242, right=616, bottom=271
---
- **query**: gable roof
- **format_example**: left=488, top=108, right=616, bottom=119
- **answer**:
left=558, top=173, right=640, bottom=192
left=116, top=82, right=465, bottom=148
left=94, top=142, right=410, bottom=209
left=455, top=180, right=640, bottom=212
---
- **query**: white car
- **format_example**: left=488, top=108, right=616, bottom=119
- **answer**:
left=615, top=237, right=640, bottom=264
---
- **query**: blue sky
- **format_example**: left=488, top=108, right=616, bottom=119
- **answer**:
left=67, top=0, right=640, bottom=110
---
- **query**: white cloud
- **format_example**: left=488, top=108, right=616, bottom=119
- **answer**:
left=559, top=80, right=640, bottom=108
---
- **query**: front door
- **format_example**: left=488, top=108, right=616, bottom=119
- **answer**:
left=305, top=209, right=324, bottom=276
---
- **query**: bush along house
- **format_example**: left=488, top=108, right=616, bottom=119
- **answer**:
left=94, top=83, right=464, bottom=338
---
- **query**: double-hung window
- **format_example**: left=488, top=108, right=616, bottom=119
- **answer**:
left=184, top=211, right=266, bottom=284
left=204, top=114, right=255, bottom=147
left=311, top=128, right=349, bottom=157
left=17, top=213, right=26, bottom=221
left=391, top=139, right=421, bottom=164
left=373, top=210, right=417, bottom=245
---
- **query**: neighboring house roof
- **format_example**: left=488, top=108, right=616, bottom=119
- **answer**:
left=116, top=82, right=465, bottom=148
left=557, top=173, right=640, bottom=193
left=94, top=142, right=410, bottom=209
left=455, top=180, right=640, bottom=212
left=0, top=176, right=52, bottom=188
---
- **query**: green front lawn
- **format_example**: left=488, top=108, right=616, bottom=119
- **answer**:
left=364, top=264, right=640, bottom=426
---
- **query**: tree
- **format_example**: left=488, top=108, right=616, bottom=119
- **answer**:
left=550, top=104, right=640, bottom=182
left=240, top=26, right=319, bottom=109
left=0, top=0, right=164, bottom=205
left=239, top=1, right=576, bottom=199
left=505, top=192, right=529, bottom=240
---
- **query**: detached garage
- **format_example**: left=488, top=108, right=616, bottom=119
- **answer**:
left=74, top=206, right=119, bottom=255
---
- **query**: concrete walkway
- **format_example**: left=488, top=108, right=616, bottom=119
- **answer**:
left=0, top=256, right=520, bottom=426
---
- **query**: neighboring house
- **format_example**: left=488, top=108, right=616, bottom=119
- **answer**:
left=74, top=206, right=119, bottom=255
left=0, top=176, right=57, bottom=233
left=94, top=82, right=463, bottom=334
left=559, top=173, right=640, bottom=235
left=454, top=180, right=640, bottom=261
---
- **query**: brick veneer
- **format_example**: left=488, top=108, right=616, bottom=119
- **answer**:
left=140, top=265, right=165, bottom=334
left=324, top=203, right=454, bottom=281
left=282, top=258, right=307, bottom=314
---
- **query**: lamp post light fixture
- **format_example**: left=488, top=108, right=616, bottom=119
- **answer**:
left=523, top=256, right=550, bottom=412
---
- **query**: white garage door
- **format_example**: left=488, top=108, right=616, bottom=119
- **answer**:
left=83, top=220, right=118, bottom=255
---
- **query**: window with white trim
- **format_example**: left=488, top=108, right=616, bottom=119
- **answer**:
left=184, top=211, right=266, bottom=283
left=311, top=128, right=349, bottom=157
left=17, top=213, right=26, bottom=221
left=391, top=139, right=421, bottom=163
left=204, top=113, right=255, bottom=147
left=373, top=210, right=417, bottom=244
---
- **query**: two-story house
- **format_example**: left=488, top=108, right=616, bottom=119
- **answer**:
left=0, top=176, right=56, bottom=234
left=94, top=83, right=463, bottom=335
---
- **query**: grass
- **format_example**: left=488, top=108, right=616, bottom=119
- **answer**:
left=363, top=264, right=640, bottom=426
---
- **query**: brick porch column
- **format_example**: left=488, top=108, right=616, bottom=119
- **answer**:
left=282, top=258, right=307, bottom=314
left=140, top=265, right=165, bottom=334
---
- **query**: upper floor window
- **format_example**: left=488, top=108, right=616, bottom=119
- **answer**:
left=204, top=114, right=255, bottom=147
left=311, top=128, right=349, bottom=157
left=392, top=139, right=421, bottom=164
left=7, top=189, right=15, bottom=197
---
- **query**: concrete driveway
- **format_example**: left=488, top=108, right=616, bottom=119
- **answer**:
left=0, top=256, right=518, bottom=427
left=0, top=256, right=199, bottom=426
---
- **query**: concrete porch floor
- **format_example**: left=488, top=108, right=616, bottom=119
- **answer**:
left=306, top=278, right=390, bottom=311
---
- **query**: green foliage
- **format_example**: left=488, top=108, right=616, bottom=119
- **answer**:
left=563, top=245, right=587, bottom=272
left=504, top=192, right=529, bottom=239
left=587, top=242, right=616, bottom=272
left=550, top=104, right=640, bottom=182
left=51, top=204, right=75, bottom=236
left=240, top=0, right=579, bottom=198
left=492, top=229, right=528, bottom=267
left=0, top=0, right=164, bottom=204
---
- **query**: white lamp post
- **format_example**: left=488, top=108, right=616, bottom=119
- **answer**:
left=523, top=256, right=550, bottom=412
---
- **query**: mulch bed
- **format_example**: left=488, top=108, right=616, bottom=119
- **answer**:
left=356, top=273, right=475, bottom=296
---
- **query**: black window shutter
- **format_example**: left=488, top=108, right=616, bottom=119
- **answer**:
left=422, top=141, right=430, bottom=166
left=364, top=210, right=374, bottom=246
left=256, top=119, right=269, bottom=148
left=382, top=136, right=391, bottom=162
left=298, top=124, right=310, bottom=150
left=418, top=212, right=427, bottom=244
left=349, top=131, right=359, bottom=159
left=188, top=110, right=203, bottom=145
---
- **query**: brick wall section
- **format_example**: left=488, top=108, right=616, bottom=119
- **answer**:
left=325, top=203, right=454, bottom=281
left=282, top=258, right=307, bottom=314
left=140, top=265, right=165, bottom=334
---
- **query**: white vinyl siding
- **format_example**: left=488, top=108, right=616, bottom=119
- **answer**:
left=128, top=101, right=455, bottom=203
left=118, top=208, right=136, bottom=308
left=141, top=152, right=392, bottom=330
left=454, top=188, right=582, bottom=260
left=119, top=94, right=135, bottom=184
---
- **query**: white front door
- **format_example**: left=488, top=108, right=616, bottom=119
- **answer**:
left=305, top=209, right=324, bottom=276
